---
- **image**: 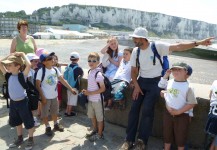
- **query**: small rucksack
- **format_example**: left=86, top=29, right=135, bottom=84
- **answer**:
left=136, top=41, right=169, bottom=76
left=4, top=72, right=40, bottom=110
left=64, top=65, right=78, bottom=88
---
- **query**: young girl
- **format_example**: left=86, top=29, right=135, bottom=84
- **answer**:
left=53, top=55, right=67, bottom=109
left=205, top=80, right=217, bottom=150
left=101, top=37, right=122, bottom=109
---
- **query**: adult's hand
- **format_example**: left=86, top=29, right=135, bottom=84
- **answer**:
left=132, top=85, right=143, bottom=100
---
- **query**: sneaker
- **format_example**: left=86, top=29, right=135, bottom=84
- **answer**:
left=88, top=134, right=104, bottom=142
left=64, top=112, right=77, bottom=117
left=53, top=123, right=64, bottom=132
left=45, top=127, right=53, bottom=136
left=34, top=120, right=40, bottom=127
left=119, top=141, right=133, bottom=150
left=134, top=139, right=146, bottom=150
left=85, top=130, right=97, bottom=138
left=9, top=138, right=23, bottom=148
left=25, top=140, right=34, bottom=150
left=104, top=106, right=112, bottom=111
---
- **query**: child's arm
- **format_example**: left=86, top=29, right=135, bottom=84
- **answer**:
left=168, top=104, right=196, bottom=116
left=58, top=76, right=77, bottom=95
left=100, top=43, right=110, bottom=54
left=158, top=69, right=171, bottom=89
left=0, top=55, right=11, bottom=75
left=36, top=80, right=47, bottom=104
left=58, top=63, right=68, bottom=66
left=15, top=52, right=30, bottom=76
left=209, top=90, right=212, bottom=99
left=109, top=55, right=122, bottom=67
left=82, top=81, right=105, bottom=96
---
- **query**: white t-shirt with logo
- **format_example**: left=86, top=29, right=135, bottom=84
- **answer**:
left=164, top=79, right=197, bottom=114
left=130, top=41, right=170, bottom=78
left=210, top=80, right=217, bottom=106
left=113, top=59, right=131, bottom=83
left=36, top=67, right=61, bottom=99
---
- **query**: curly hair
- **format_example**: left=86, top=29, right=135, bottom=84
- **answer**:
left=17, top=20, right=28, bottom=32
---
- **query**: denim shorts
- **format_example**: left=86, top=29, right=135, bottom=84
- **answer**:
left=9, top=97, right=34, bottom=129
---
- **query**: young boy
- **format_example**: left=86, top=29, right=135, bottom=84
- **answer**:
left=109, top=47, right=133, bottom=109
left=0, top=52, right=35, bottom=150
left=36, top=51, right=77, bottom=136
left=64, top=52, right=83, bottom=116
left=205, top=79, right=217, bottom=150
left=158, top=62, right=197, bottom=150
left=26, top=53, right=40, bottom=127
left=82, top=52, right=105, bottom=142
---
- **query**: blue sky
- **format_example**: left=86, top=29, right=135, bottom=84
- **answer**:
left=1, top=0, right=217, bottom=24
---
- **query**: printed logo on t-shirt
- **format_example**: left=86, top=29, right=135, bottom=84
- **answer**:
left=168, top=88, right=179, bottom=97
left=45, top=74, right=57, bottom=86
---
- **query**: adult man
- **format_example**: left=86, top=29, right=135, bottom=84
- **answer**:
left=120, top=27, right=214, bottom=150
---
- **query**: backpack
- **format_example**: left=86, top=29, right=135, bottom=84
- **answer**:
left=4, top=72, right=40, bottom=110
left=88, top=70, right=113, bottom=102
left=63, top=65, right=78, bottom=88
left=136, top=41, right=169, bottom=76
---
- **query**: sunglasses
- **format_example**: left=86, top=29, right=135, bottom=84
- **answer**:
left=88, top=60, right=98, bottom=63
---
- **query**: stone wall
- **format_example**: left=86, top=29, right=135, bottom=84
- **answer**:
left=61, top=78, right=210, bottom=148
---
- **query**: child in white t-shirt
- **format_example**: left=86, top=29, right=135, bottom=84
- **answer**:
left=205, top=80, right=217, bottom=150
left=158, top=62, right=197, bottom=150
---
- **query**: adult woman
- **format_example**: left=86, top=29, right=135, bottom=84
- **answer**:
left=10, top=20, right=37, bottom=54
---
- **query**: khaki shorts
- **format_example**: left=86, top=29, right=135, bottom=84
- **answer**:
left=41, top=98, right=58, bottom=118
left=67, top=89, right=78, bottom=106
left=87, top=101, right=103, bottom=122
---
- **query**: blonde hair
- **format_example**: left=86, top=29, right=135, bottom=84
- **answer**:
left=107, top=37, right=119, bottom=58
left=88, top=52, right=100, bottom=61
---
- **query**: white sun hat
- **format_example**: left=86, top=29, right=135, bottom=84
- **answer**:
left=129, top=27, right=148, bottom=39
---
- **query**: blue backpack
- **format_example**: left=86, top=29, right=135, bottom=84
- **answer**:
left=136, top=41, right=169, bottom=76
left=64, top=65, right=78, bottom=88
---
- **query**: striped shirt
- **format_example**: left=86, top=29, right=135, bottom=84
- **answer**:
left=87, top=68, right=104, bottom=102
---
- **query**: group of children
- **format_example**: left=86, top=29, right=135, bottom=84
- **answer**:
left=0, top=38, right=216, bottom=149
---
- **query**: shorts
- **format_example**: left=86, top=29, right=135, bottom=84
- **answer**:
left=87, top=101, right=103, bottom=122
left=205, top=105, right=217, bottom=136
left=67, top=89, right=78, bottom=106
left=163, top=110, right=190, bottom=147
left=9, top=97, right=34, bottom=129
left=41, top=98, right=58, bottom=118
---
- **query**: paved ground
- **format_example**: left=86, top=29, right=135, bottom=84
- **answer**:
left=0, top=95, right=166, bottom=150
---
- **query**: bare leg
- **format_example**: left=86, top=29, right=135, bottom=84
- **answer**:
left=28, top=127, right=35, bottom=138
left=177, top=147, right=184, bottom=150
left=97, top=121, right=104, bottom=136
left=16, top=124, right=23, bottom=136
left=43, top=117, right=49, bottom=126
left=91, top=117, right=97, bottom=131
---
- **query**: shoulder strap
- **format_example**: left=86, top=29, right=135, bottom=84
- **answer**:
left=151, top=42, right=163, bottom=67
left=5, top=73, right=12, bottom=83
left=136, top=47, right=140, bottom=69
left=18, top=73, right=28, bottom=90
left=41, top=67, right=46, bottom=83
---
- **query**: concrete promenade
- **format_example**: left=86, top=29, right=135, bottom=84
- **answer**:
left=0, top=96, right=165, bottom=150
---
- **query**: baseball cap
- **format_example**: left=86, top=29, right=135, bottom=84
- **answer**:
left=1, top=55, right=24, bottom=65
left=171, top=62, right=188, bottom=70
left=187, top=65, right=193, bottom=76
left=70, top=52, right=80, bottom=60
left=26, top=53, right=39, bottom=61
left=40, top=51, right=55, bottom=62
left=129, top=27, right=148, bottom=39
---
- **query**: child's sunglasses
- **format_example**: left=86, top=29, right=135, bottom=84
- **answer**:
left=88, top=60, right=97, bottom=63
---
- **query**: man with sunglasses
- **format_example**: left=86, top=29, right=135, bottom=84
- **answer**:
left=120, top=27, right=214, bottom=150
left=36, top=51, right=77, bottom=136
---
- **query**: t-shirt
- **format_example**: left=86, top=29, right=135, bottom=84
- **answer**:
left=164, top=79, right=197, bottom=114
left=36, top=67, right=61, bottom=99
left=210, top=80, right=217, bottom=106
left=8, top=73, right=27, bottom=101
left=87, top=67, right=104, bottom=102
left=130, top=41, right=170, bottom=78
left=28, top=68, right=35, bottom=84
left=16, top=35, right=34, bottom=54
left=113, top=59, right=131, bottom=83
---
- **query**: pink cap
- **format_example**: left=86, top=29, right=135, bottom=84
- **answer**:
left=36, top=48, right=47, bottom=57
